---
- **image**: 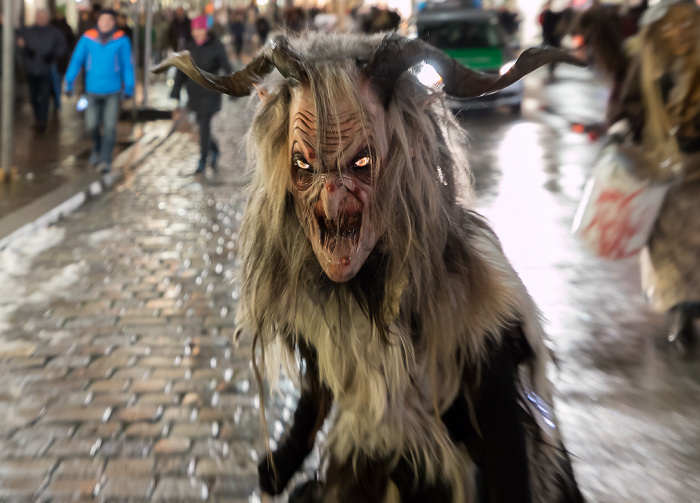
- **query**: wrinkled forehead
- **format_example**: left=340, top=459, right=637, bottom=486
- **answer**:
left=288, top=84, right=388, bottom=165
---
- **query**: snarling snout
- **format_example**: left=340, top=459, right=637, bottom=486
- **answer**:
left=303, top=178, right=377, bottom=283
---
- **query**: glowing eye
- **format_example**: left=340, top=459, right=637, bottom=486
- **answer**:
left=296, top=158, right=311, bottom=170
left=354, top=157, right=370, bottom=168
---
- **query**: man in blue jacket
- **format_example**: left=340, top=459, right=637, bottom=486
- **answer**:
left=65, top=9, right=134, bottom=174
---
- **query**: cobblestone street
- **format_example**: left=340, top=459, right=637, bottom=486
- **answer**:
left=0, top=97, right=281, bottom=502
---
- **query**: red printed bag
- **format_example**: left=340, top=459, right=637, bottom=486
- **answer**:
left=572, top=144, right=674, bottom=259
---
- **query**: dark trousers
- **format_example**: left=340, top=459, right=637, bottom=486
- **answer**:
left=197, top=112, right=219, bottom=165
left=50, top=65, right=63, bottom=111
left=26, top=74, right=52, bottom=123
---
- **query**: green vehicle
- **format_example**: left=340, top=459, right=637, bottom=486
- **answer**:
left=411, top=7, right=523, bottom=114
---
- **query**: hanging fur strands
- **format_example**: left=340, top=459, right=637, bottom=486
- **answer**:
left=154, top=33, right=585, bottom=503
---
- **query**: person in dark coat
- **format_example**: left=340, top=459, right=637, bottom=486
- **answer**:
left=17, top=9, right=67, bottom=130
left=255, top=16, right=270, bottom=47
left=229, top=10, right=245, bottom=60
left=116, top=13, right=134, bottom=42
left=168, top=6, right=191, bottom=52
left=50, top=11, right=75, bottom=113
left=170, top=15, right=232, bottom=175
left=540, top=1, right=562, bottom=80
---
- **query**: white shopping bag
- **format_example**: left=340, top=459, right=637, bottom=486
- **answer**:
left=572, top=144, right=673, bottom=259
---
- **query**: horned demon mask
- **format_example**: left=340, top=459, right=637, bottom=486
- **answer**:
left=154, top=35, right=582, bottom=283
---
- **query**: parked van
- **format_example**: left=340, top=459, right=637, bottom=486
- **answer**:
left=411, top=7, right=523, bottom=114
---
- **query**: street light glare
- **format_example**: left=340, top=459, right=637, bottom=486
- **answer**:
left=414, top=62, right=443, bottom=89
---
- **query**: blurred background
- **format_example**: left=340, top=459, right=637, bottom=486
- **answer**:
left=0, top=0, right=699, bottom=501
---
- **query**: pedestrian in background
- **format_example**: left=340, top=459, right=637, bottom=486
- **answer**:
left=153, top=12, right=170, bottom=62
left=256, top=15, right=270, bottom=47
left=64, top=9, right=134, bottom=174
left=245, top=1, right=259, bottom=47
left=168, top=7, right=191, bottom=52
left=78, top=9, right=93, bottom=37
left=170, top=15, right=232, bottom=175
left=17, top=9, right=66, bottom=132
left=540, top=1, right=562, bottom=81
left=116, top=13, right=134, bottom=42
left=229, top=10, right=245, bottom=61
left=50, top=9, right=75, bottom=114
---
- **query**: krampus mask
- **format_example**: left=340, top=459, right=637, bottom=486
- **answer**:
left=154, top=34, right=584, bottom=503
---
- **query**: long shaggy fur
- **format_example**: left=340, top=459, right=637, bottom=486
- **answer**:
left=236, top=33, right=574, bottom=501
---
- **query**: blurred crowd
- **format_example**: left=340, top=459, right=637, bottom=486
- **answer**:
left=1, top=1, right=408, bottom=175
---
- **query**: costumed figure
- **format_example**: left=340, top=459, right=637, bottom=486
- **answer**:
left=154, top=33, right=584, bottom=502
left=607, top=0, right=700, bottom=344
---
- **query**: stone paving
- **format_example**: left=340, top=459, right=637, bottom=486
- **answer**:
left=0, top=96, right=287, bottom=502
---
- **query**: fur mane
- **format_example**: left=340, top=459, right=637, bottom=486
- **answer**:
left=236, top=33, right=511, bottom=387
left=235, top=33, right=561, bottom=497
left=638, top=3, right=700, bottom=153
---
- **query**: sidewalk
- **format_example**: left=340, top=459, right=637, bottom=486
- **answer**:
left=0, top=78, right=175, bottom=221
left=526, top=63, right=610, bottom=130
left=0, top=96, right=270, bottom=502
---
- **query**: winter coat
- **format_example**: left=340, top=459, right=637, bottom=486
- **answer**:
left=171, top=35, right=232, bottom=115
left=50, top=19, right=75, bottom=75
left=65, top=29, right=135, bottom=97
left=18, top=25, right=67, bottom=76
left=541, top=10, right=562, bottom=47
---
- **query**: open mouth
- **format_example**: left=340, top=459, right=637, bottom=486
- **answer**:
left=317, top=213, right=362, bottom=252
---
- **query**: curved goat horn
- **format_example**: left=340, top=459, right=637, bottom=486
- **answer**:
left=151, top=36, right=305, bottom=97
left=368, top=35, right=585, bottom=99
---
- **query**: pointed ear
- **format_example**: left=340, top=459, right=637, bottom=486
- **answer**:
left=255, top=84, right=270, bottom=104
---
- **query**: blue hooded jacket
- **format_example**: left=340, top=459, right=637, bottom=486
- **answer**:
left=65, top=29, right=135, bottom=96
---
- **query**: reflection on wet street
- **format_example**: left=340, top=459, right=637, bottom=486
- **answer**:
left=459, top=71, right=700, bottom=501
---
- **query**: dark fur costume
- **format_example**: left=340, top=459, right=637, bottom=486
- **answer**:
left=259, top=325, right=582, bottom=503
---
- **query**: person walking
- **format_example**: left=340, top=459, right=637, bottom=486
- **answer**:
left=50, top=10, right=75, bottom=113
left=17, top=9, right=67, bottom=131
left=64, top=9, right=134, bottom=174
left=116, top=13, right=134, bottom=42
left=170, top=15, right=232, bottom=175
left=229, top=10, right=245, bottom=60
left=168, top=7, right=191, bottom=52
left=540, top=1, right=562, bottom=81
left=255, top=15, right=269, bottom=47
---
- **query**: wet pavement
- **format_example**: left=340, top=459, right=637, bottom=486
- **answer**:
left=0, top=79, right=174, bottom=220
left=0, top=64, right=698, bottom=502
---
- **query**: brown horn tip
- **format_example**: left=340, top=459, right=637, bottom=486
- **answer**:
left=368, top=35, right=587, bottom=102
left=150, top=37, right=306, bottom=98
left=151, top=51, right=191, bottom=74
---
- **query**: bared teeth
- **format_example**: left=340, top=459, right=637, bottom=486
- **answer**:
left=317, top=213, right=362, bottom=250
